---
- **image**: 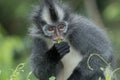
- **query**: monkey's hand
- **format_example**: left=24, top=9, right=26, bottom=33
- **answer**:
left=46, top=42, right=70, bottom=63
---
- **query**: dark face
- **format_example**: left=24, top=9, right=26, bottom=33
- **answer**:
left=42, top=21, right=68, bottom=42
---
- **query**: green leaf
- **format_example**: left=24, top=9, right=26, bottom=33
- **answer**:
left=49, top=76, right=56, bottom=80
left=100, top=67, right=104, bottom=71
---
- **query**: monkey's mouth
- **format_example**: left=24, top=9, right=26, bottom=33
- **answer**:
left=53, top=39, right=63, bottom=43
left=52, top=34, right=64, bottom=43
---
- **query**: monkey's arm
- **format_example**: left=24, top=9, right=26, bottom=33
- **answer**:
left=30, top=38, right=57, bottom=80
left=68, top=18, right=113, bottom=80
left=30, top=38, right=69, bottom=80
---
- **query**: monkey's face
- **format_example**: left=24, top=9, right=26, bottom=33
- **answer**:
left=42, top=21, right=68, bottom=42
left=32, top=0, right=70, bottom=42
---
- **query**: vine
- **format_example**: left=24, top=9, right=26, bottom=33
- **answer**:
left=26, top=71, right=32, bottom=80
left=87, top=53, right=110, bottom=71
left=87, top=53, right=120, bottom=80
left=10, top=63, right=25, bottom=80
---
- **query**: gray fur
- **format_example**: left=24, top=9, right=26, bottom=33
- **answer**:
left=30, top=0, right=113, bottom=80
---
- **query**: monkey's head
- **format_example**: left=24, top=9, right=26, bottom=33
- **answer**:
left=31, top=0, right=71, bottom=43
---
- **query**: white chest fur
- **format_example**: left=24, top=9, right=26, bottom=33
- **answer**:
left=57, top=46, right=83, bottom=80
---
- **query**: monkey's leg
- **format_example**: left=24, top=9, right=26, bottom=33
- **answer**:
left=68, top=54, right=106, bottom=80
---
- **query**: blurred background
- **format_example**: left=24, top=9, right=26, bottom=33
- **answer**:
left=0, top=0, right=120, bottom=80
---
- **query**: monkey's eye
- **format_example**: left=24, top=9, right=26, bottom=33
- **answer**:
left=58, top=24, right=65, bottom=30
left=48, top=26, right=54, bottom=31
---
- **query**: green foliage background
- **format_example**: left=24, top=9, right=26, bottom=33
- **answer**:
left=0, top=0, right=120, bottom=80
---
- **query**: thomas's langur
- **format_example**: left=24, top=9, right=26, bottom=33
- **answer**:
left=29, top=0, right=113, bottom=80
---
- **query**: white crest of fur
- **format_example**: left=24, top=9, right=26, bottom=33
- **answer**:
left=55, top=5, right=65, bottom=21
left=42, top=6, right=53, bottom=24
left=41, top=4, right=65, bottom=24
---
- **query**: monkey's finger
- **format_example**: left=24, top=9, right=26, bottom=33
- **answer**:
left=58, top=44, right=70, bottom=51
left=58, top=46, right=70, bottom=53
left=60, top=49, right=70, bottom=57
left=55, top=42, right=67, bottom=46
left=55, top=42, right=69, bottom=49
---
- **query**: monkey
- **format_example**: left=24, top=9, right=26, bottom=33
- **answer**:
left=29, top=0, right=113, bottom=80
